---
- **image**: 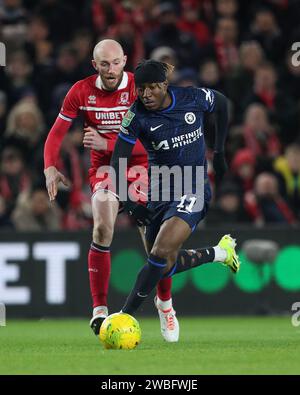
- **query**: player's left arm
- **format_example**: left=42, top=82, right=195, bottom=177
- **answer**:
left=196, top=87, right=229, bottom=181
left=210, top=90, right=229, bottom=182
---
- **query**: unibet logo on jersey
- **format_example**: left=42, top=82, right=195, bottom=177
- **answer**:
left=122, top=110, right=135, bottom=127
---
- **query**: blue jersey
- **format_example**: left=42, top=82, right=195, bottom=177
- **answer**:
left=119, top=85, right=215, bottom=200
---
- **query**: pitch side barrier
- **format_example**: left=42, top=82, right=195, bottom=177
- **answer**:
left=0, top=226, right=299, bottom=317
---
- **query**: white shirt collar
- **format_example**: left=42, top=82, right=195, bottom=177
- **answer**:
left=95, top=72, right=128, bottom=91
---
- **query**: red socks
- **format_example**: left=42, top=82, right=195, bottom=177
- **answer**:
left=88, top=243, right=111, bottom=308
left=88, top=242, right=173, bottom=308
left=157, top=277, right=172, bottom=301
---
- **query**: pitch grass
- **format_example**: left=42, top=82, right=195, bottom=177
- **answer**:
left=0, top=316, right=300, bottom=375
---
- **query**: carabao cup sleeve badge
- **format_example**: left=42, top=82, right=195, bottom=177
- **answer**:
left=122, top=110, right=135, bottom=127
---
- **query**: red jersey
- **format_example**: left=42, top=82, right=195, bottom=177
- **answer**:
left=58, top=72, right=146, bottom=169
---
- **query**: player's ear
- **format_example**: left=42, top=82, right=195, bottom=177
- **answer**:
left=123, top=55, right=127, bottom=67
left=92, top=59, right=98, bottom=72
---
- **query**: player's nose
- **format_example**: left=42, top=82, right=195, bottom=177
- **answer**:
left=142, top=87, right=152, bottom=98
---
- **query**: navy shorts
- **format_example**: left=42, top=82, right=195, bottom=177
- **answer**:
left=145, top=189, right=211, bottom=245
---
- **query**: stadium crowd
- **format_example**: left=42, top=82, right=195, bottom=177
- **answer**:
left=0, top=0, right=300, bottom=231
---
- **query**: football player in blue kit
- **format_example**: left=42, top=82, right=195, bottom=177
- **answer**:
left=109, top=59, right=241, bottom=324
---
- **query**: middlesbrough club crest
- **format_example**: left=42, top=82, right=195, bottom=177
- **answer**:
left=88, top=95, right=96, bottom=104
left=119, top=92, right=129, bottom=105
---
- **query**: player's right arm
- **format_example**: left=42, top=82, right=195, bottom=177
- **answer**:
left=44, top=81, right=81, bottom=201
left=110, top=108, right=139, bottom=199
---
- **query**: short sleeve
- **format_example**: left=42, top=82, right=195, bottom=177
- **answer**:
left=119, top=106, right=140, bottom=145
left=60, top=81, right=81, bottom=120
left=194, top=87, right=215, bottom=113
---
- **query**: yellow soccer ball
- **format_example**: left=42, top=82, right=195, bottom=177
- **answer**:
left=99, top=312, right=141, bottom=350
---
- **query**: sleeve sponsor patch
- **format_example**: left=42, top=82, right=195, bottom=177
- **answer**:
left=121, top=109, right=135, bottom=127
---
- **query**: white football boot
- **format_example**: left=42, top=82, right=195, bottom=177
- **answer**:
left=89, top=306, right=108, bottom=336
left=154, top=296, right=179, bottom=342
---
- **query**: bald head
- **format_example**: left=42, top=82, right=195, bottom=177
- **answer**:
left=93, top=39, right=124, bottom=61
left=92, top=39, right=127, bottom=91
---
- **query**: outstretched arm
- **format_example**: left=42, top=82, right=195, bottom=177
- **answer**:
left=44, top=82, right=81, bottom=201
left=44, top=116, right=72, bottom=201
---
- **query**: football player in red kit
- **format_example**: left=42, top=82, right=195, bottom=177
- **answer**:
left=44, top=40, right=179, bottom=342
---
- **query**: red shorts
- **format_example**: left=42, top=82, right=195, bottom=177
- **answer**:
left=89, top=152, right=148, bottom=204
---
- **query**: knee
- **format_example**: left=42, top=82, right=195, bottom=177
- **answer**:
left=150, top=246, right=178, bottom=274
left=93, top=221, right=114, bottom=245
left=151, top=245, right=176, bottom=262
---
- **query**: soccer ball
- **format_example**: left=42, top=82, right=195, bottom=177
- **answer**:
left=99, top=312, right=141, bottom=350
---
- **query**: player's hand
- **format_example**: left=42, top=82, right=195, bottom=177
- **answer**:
left=83, top=127, right=108, bottom=151
left=213, top=151, right=228, bottom=183
left=123, top=201, right=155, bottom=226
left=44, top=166, right=70, bottom=201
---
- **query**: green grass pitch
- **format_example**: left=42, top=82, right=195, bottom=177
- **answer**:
left=1, top=316, right=300, bottom=375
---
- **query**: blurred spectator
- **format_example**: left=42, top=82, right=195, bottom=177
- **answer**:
left=35, top=44, right=81, bottom=117
left=244, top=172, right=297, bottom=225
left=207, top=180, right=251, bottom=225
left=84, top=0, right=119, bottom=37
left=230, top=148, right=256, bottom=195
left=0, top=91, right=8, bottom=138
left=213, top=17, right=240, bottom=75
left=12, top=183, right=62, bottom=230
left=150, top=46, right=179, bottom=82
left=215, top=0, right=238, bottom=19
left=0, top=144, right=31, bottom=215
left=4, top=98, right=45, bottom=169
left=106, top=5, right=144, bottom=71
left=244, top=62, right=298, bottom=144
left=226, top=41, right=264, bottom=122
left=35, top=0, right=78, bottom=46
left=198, top=59, right=224, bottom=91
left=144, top=1, right=199, bottom=69
left=3, top=49, right=34, bottom=106
left=175, top=68, right=198, bottom=87
left=24, top=15, right=53, bottom=71
left=248, top=7, right=285, bottom=63
left=0, top=0, right=28, bottom=46
left=126, top=0, right=160, bottom=34
left=0, top=195, right=14, bottom=230
left=242, top=103, right=281, bottom=168
left=177, top=0, right=211, bottom=47
left=62, top=193, right=92, bottom=230
left=54, top=133, right=87, bottom=216
left=71, top=29, right=94, bottom=76
left=273, top=143, right=300, bottom=218
left=150, top=46, right=177, bottom=66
